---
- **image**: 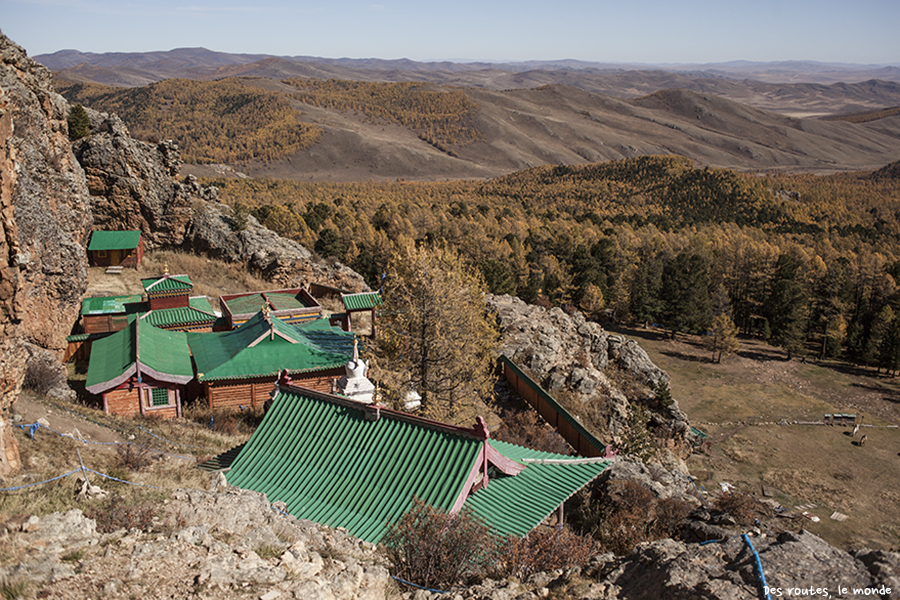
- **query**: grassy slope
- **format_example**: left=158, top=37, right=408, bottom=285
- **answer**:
left=614, top=325, right=900, bottom=551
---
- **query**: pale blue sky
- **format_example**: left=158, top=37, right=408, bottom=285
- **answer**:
left=2, top=0, right=897, bottom=65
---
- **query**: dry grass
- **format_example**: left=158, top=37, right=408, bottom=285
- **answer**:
left=1, top=394, right=246, bottom=523
left=613, top=325, right=900, bottom=552
left=85, top=250, right=273, bottom=308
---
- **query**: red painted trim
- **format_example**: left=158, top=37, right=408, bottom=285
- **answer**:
left=486, top=442, right=526, bottom=476
left=450, top=444, right=485, bottom=516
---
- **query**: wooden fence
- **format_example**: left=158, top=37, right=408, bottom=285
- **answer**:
left=498, top=355, right=606, bottom=458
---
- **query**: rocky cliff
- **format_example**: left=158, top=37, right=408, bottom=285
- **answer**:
left=74, top=105, right=368, bottom=290
left=0, top=32, right=370, bottom=477
left=487, top=294, right=694, bottom=471
left=0, top=34, right=92, bottom=476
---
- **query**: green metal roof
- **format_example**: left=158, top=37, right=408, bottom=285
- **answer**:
left=81, top=295, right=144, bottom=316
left=225, top=386, right=611, bottom=543
left=189, top=296, right=216, bottom=313
left=140, top=306, right=216, bottom=329
left=85, top=317, right=193, bottom=394
left=464, top=440, right=610, bottom=538
left=87, top=230, right=141, bottom=251
left=342, top=292, right=383, bottom=311
left=187, top=312, right=353, bottom=381
left=142, top=274, right=193, bottom=294
left=226, top=387, right=482, bottom=543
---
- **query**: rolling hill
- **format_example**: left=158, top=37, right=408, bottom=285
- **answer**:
left=46, top=48, right=900, bottom=182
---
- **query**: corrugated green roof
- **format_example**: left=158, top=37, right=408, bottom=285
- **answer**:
left=142, top=274, right=193, bottom=294
left=226, top=388, right=482, bottom=543
left=85, top=317, right=193, bottom=393
left=81, top=295, right=144, bottom=316
left=342, top=292, right=383, bottom=311
left=465, top=440, right=609, bottom=538
left=225, top=386, right=611, bottom=543
left=187, top=312, right=353, bottom=381
left=223, top=293, right=270, bottom=316
left=141, top=306, right=216, bottom=329
left=87, top=230, right=141, bottom=251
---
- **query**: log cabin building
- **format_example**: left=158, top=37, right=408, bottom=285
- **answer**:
left=219, top=288, right=323, bottom=329
left=87, top=230, right=144, bottom=268
left=186, top=310, right=354, bottom=411
left=84, top=317, right=193, bottom=419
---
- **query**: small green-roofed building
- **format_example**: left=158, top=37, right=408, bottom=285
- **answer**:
left=81, top=295, right=144, bottom=316
left=187, top=312, right=354, bottom=410
left=341, top=292, right=382, bottom=338
left=220, top=287, right=323, bottom=329
left=85, top=317, right=192, bottom=419
left=87, top=230, right=144, bottom=268
left=225, top=384, right=610, bottom=543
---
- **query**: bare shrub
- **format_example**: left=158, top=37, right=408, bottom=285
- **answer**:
left=115, top=444, right=156, bottom=472
left=381, top=498, right=502, bottom=589
left=650, top=496, right=693, bottom=538
left=493, top=526, right=597, bottom=579
left=494, top=409, right=570, bottom=455
left=22, top=358, right=65, bottom=396
left=84, top=493, right=157, bottom=533
left=715, top=491, right=764, bottom=526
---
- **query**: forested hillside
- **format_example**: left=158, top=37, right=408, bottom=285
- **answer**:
left=59, top=78, right=322, bottom=163
left=207, top=155, right=900, bottom=369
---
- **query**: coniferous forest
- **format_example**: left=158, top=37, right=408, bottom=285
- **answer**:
left=207, top=155, right=900, bottom=370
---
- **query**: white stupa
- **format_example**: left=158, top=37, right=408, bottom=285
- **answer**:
left=336, top=338, right=376, bottom=404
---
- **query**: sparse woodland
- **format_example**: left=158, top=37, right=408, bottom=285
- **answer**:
left=208, top=155, right=900, bottom=370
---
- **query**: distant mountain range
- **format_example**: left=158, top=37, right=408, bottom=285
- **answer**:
left=36, top=46, right=900, bottom=181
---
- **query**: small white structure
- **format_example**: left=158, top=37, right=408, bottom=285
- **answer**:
left=336, top=338, right=376, bottom=404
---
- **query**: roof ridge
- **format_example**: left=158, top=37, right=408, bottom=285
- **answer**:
left=277, top=381, right=488, bottom=441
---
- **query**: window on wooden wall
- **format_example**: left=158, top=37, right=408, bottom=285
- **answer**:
left=145, top=387, right=171, bottom=408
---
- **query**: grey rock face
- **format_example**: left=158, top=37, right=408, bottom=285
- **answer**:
left=73, top=108, right=195, bottom=249
left=1, top=484, right=390, bottom=599
left=187, top=201, right=370, bottom=290
left=486, top=294, right=691, bottom=468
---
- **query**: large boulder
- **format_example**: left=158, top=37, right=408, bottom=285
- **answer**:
left=72, top=109, right=198, bottom=249
left=187, top=201, right=370, bottom=291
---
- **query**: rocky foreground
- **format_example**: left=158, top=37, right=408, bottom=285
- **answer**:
left=2, top=465, right=898, bottom=600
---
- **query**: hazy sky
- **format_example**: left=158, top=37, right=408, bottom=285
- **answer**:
left=2, top=0, right=898, bottom=65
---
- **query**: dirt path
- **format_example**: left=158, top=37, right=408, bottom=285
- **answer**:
left=12, top=393, right=126, bottom=447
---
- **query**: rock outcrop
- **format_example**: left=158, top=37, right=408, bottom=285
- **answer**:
left=187, top=201, right=369, bottom=291
left=487, top=294, right=693, bottom=470
left=0, top=34, right=92, bottom=476
left=4, top=484, right=897, bottom=600
left=1, top=484, right=390, bottom=600
left=73, top=110, right=197, bottom=249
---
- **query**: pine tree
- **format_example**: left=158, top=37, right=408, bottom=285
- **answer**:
left=707, top=313, right=740, bottom=363
left=67, top=104, right=90, bottom=140
left=373, top=242, right=499, bottom=423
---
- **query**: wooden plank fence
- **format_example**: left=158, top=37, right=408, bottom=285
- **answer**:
left=498, top=355, right=606, bottom=458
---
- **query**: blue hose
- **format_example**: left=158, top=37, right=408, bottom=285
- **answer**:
left=742, top=533, right=773, bottom=600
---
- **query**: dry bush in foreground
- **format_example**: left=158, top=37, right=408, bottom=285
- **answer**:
left=381, top=498, right=502, bottom=589
left=715, top=491, right=766, bottom=527
left=493, top=526, right=597, bottom=580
